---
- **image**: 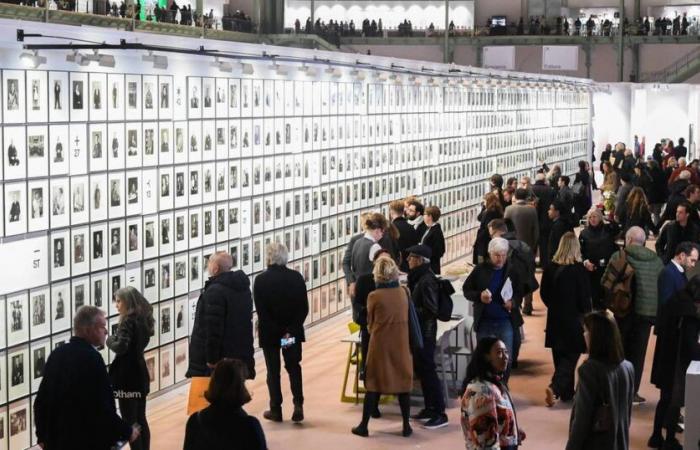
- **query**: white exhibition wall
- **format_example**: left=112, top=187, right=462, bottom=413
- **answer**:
left=284, top=0, right=475, bottom=30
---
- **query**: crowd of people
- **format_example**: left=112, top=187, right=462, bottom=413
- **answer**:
left=26, top=135, right=700, bottom=450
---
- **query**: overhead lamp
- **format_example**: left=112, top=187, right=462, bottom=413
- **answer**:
left=373, top=71, right=388, bottom=82
left=270, top=62, right=289, bottom=76
left=239, top=62, right=254, bottom=75
left=350, top=69, right=365, bottom=80
left=142, top=51, right=168, bottom=70
left=82, top=49, right=115, bottom=68
left=66, top=50, right=89, bottom=66
left=211, top=57, right=233, bottom=73
left=325, top=66, right=342, bottom=78
left=20, top=50, right=46, bottom=68
left=298, top=63, right=317, bottom=77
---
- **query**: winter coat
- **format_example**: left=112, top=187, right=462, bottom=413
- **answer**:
left=504, top=201, right=539, bottom=250
left=614, top=183, right=632, bottom=219
left=540, top=263, right=592, bottom=353
left=420, top=223, right=446, bottom=274
left=602, top=171, right=619, bottom=193
left=579, top=223, right=619, bottom=266
left=573, top=170, right=593, bottom=218
left=656, top=220, right=700, bottom=264
left=604, top=246, right=663, bottom=318
left=365, top=285, right=413, bottom=393
left=393, top=216, right=418, bottom=271
left=253, top=265, right=309, bottom=349
left=660, top=179, right=690, bottom=224
left=462, top=261, right=524, bottom=331
left=473, top=208, right=503, bottom=264
left=408, top=263, right=440, bottom=342
left=548, top=217, right=574, bottom=262
left=187, top=271, right=255, bottom=378
left=107, top=314, right=152, bottom=396
left=184, top=405, right=266, bottom=450
left=565, top=359, right=635, bottom=450
left=532, top=181, right=556, bottom=234
left=646, top=165, right=667, bottom=204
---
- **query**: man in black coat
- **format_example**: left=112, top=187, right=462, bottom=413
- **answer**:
left=35, top=306, right=138, bottom=450
left=532, top=172, right=555, bottom=266
left=546, top=199, right=574, bottom=266
left=406, top=244, right=447, bottom=429
left=389, top=200, right=417, bottom=271
left=253, top=243, right=309, bottom=423
left=656, top=202, right=700, bottom=264
left=187, top=251, right=255, bottom=379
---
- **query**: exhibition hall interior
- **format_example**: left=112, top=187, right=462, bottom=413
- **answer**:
left=0, top=0, right=699, bottom=448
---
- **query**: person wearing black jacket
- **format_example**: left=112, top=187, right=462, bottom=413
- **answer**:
left=420, top=206, right=446, bottom=274
left=35, top=306, right=139, bottom=450
left=546, top=200, right=574, bottom=267
left=184, top=359, right=266, bottom=450
left=406, top=244, right=448, bottom=429
left=660, top=173, right=690, bottom=226
left=473, top=192, right=504, bottom=264
left=599, top=143, right=612, bottom=173
left=253, top=243, right=309, bottom=423
left=649, top=277, right=700, bottom=449
left=573, top=161, right=592, bottom=220
left=532, top=172, right=555, bottom=266
left=187, top=251, right=255, bottom=379
left=656, top=202, right=700, bottom=264
left=108, top=287, right=155, bottom=450
left=579, top=209, right=619, bottom=309
left=389, top=200, right=418, bottom=272
left=646, top=159, right=667, bottom=228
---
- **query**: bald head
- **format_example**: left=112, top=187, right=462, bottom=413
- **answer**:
left=625, top=226, right=646, bottom=247
left=208, top=251, right=233, bottom=277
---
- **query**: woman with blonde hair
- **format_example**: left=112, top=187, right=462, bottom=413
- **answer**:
left=540, top=232, right=592, bottom=407
left=352, top=256, right=413, bottom=438
left=579, top=208, right=619, bottom=309
left=107, top=286, right=155, bottom=450
left=621, top=186, right=655, bottom=235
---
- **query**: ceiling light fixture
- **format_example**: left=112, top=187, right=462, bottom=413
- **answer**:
left=211, top=57, right=233, bottom=73
left=142, top=51, right=168, bottom=70
left=66, top=50, right=89, bottom=66
left=19, top=50, right=46, bottom=68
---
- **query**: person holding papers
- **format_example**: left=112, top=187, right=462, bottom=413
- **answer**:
left=539, top=232, right=592, bottom=407
left=462, top=237, right=523, bottom=378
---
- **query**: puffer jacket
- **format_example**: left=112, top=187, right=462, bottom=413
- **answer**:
left=603, top=245, right=663, bottom=318
left=187, top=270, right=255, bottom=378
left=407, top=263, right=440, bottom=343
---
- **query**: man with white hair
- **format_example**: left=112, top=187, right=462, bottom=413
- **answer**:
left=602, top=226, right=663, bottom=404
left=462, top=237, right=523, bottom=377
left=254, top=243, right=309, bottom=423
left=187, top=251, right=255, bottom=380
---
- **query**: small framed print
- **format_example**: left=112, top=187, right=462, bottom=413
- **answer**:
left=51, top=280, right=71, bottom=333
left=142, top=75, right=158, bottom=121
left=49, top=124, right=69, bottom=175
left=30, top=338, right=50, bottom=394
left=71, top=226, right=90, bottom=276
left=7, top=346, right=29, bottom=402
left=27, top=179, right=48, bottom=232
left=202, top=120, right=215, bottom=161
left=4, top=182, right=26, bottom=237
left=126, top=218, right=142, bottom=263
left=91, top=222, right=108, bottom=272
left=141, top=168, right=158, bottom=215
left=108, top=220, right=125, bottom=267
left=108, top=122, right=125, bottom=170
left=145, top=349, right=160, bottom=393
left=6, top=292, right=29, bottom=347
left=142, top=259, right=158, bottom=303
left=159, top=75, right=173, bottom=120
left=228, top=79, right=240, bottom=117
left=160, top=256, right=174, bottom=300
left=4, top=126, right=25, bottom=181
left=71, top=276, right=90, bottom=314
left=89, top=123, right=107, bottom=172
left=215, top=78, right=228, bottom=118
left=158, top=166, right=174, bottom=211
left=0, top=353, right=6, bottom=406
left=173, top=122, right=187, bottom=164
left=202, top=77, right=214, bottom=119
left=107, top=73, right=124, bottom=121
left=142, top=123, right=158, bottom=167
left=108, top=171, right=125, bottom=219
left=109, top=267, right=126, bottom=315
left=26, top=125, right=48, bottom=178
left=50, top=229, right=70, bottom=281
left=49, top=71, right=69, bottom=123
left=174, top=209, right=188, bottom=253
left=126, top=74, right=142, bottom=120
left=69, top=71, right=88, bottom=122
left=188, top=120, right=202, bottom=162
left=90, top=173, right=108, bottom=222
left=158, top=122, right=173, bottom=165
left=8, top=397, right=29, bottom=450
left=126, top=170, right=141, bottom=216
left=50, top=177, right=70, bottom=229
left=68, top=123, right=87, bottom=175
left=3, top=70, right=25, bottom=124
left=174, top=338, right=188, bottom=383
left=70, top=175, right=89, bottom=225
left=159, top=299, right=174, bottom=344
left=91, top=271, right=108, bottom=311
left=125, top=122, right=142, bottom=168
left=143, top=215, right=158, bottom=261
left=174, top=296, right=188, bottom=339
left=159, top=211, right=174, bottom=256
left=160, top=345, right=174, bottom=389
left=189, top=207, right=202, bottom=249
left=187, top=77, right=202, bottom=119
left=29, top=286, right=50, bottom=341
left=89, top=72, right=107, bottom=122
left=188, top=250, right=202, bottom=291
left=174, top=253, right=188, bottom=296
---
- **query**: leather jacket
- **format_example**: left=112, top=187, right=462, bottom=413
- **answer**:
left=408, top=263, right=440, bottom=343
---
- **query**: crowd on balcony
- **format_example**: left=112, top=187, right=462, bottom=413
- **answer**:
left=291, top=17, right=464, bottom=40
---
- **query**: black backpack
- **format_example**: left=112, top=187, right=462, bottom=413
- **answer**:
left=436, top=278, right=455, bottom=321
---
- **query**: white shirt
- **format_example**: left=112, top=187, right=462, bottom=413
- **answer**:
left=671, top=259, right=684, bottom=273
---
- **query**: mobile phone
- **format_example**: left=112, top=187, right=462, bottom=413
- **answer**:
left=281, top=336, right=296, bottom=347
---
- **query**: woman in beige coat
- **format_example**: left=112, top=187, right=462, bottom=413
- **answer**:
left=352, top=256, right=413, bottom=438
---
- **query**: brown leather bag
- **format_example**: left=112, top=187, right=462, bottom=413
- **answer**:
left=601, top=249, right=635, bottom=318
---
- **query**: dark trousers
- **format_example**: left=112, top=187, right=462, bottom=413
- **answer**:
left=360, top=325, right=370, bottom=378
left=550, top=349, right=579, bottom=401
left=538, top=232, right=550, bottom=268
left=617, top=313, right=653, bottom=393
left=359, top=391, right=410, bottom=428
left=413, top=338, right=445, bottom=414
left=118, top=397, right=149, bottom=450
left=262, top=343, right=304, bottom=409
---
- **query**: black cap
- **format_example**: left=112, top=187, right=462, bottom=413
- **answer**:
left=406, top=244, right=432, bottom=260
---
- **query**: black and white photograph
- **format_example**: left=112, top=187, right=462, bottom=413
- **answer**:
left=30, top=287, right=50, bottom=340
left=49, top=124, right=69, bottom=176
left=159, top=77, right=171, bottom=116
left=90, top=73, right=107, bottom=122
left=108, top=122, right=125, bottom=170
left=72, top=78, right=84, bottom=111
left=27, top=70, right=48, bottom=123
left=4, top=183, right=26, bottom=237
left=3, top=71, right=25, bottom=124
left=32, top=343, right=47, bottom=382
left=108, top=73, right=125, bottom=121
left=8, top=348, right=27, bottom=402
left=188, top=77, right=201, bottom=119
left=128, top=221, right=139, bottom=253
left=4, top=126, right=26, bottom=180
left=160, top=258, right=173, bottom=300
left=108, top=172, right=125, bottom=218
left=92, top=272, right=107, bottom=309
left=49, top=71, right=69, bottom=122
left=127, top=176, right=139, bottom=204
left=90, top=173, right=108, bottom=222
left=6, top=292, right=28, bottom=348
left=27, top=125, right=49, bottom=177
left=72, top=278, right=88, bottom=312
left=9, top=402, right=25, bottom=434
left=70, top=176, right=89, bottom=224
left=126, top=75, right=142, bottom=119
left=160, top=347, right=174, bottom=388
left=159, top=123, right=173, bottom=165
left=71, top=226, right=90, bottom=275
left=26, top=180, right=48, bottom=232
left=8, top=398, right=29, bottom=449
left=51, top=281, right=70, bottom=332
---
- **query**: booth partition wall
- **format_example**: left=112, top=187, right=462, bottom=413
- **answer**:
left=0, top=21, right=591, bottom=450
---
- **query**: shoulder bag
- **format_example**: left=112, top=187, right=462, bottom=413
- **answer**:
left=402, top=286, right=424, bottom=351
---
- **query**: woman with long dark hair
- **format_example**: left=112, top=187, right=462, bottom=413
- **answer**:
left=107, top=286, right=155, bottom=450
left=472, top=192, right=504, bottom=265
left=460, top=337, right=525, bottom=450
left=566, top=310, right=634, bottom=450
left=621, top=186, right=655, bottom=236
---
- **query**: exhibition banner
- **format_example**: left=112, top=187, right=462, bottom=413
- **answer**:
left=542, top=46, right=579, bottom=71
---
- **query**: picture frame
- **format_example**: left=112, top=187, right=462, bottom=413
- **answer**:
left=3, top=70, right=26, bottom=124
left=49, top=71, right=69, bottom=123
left=69, top=71, right=88, bottom=122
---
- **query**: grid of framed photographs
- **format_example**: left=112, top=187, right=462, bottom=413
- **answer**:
left=0, top=67, right=589, bottom=449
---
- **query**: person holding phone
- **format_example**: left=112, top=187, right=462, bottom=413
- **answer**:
left=253, top=242, right=309, bottom=423
left=107, top=287, right=155, bottom=450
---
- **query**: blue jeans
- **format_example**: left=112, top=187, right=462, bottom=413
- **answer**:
left=477, top=319, right=515, bottom=371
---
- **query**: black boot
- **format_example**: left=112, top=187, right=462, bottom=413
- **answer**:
left=263, top=408, right=283, bottom=422
left=292, top=404, right=304, bottom=423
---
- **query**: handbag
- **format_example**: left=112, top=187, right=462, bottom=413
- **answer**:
left=402, top=286, right=424, bottom=351
left=592, top=399, right=613, bottom=433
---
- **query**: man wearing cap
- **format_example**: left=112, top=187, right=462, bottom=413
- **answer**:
left=406, top=244, right=448, bottom=429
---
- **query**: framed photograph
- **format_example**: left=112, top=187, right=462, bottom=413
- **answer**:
left=159, top=256, right=174, bottom=300
left=189, top=250, right=202, bottom=291
left=188, top=120, right=202, bottom=162
left=125, top=170, right=141, bottom=216
left=3, top=126, right=24, bottom=181
left=90, top=173, right=108, bottom=222
left=69, top=71, right=88, bottom=122
left=189, top=207, right=202, bottom=249
left=227, top=78, right=240, bottom=117
left=26, top=70, right=48, bottom=123
left=174, top=209, right=188, bottom=253
left=201, top=120, right=215, bottom=161
left=160, top=345, right=174, bottom=389
left=4, top=182, right=26, bottom=237
left=50, top=229, right=70, bottom=281
left=89, top=123, right=107, bottom=172
left=159, top=299, right=174, bottom=344
left=70, top=175, right=89, bottom=225
left=215, top=78, right=227, bottom=118
left=50, top=278, right=70, bottom=334
left=108, top=220, right=125, bottom=267
left=48, top=124, right=69, bottom=176
left=174, top=296, right=188, bottom=339
left=6, top=292, right=28, bottom=348
left=158, top=122, right=173, bottom=165
left=108, top=122, right=125, bottom=170
left=202, top=77, right=214, bottom=119
left=0, top=352, right=6, bottom=406
left=125, top=122, right=142, bottom=168
left=107, top=73, right=124, bottom=121
left=109, top=267, right=126, bottom=316
left=89, top=72, right=107, bottom=122
left=8, top=397, right=29, bottom=450
left=30, top=338, right=50, bottom=393
left=49, top=71, right=69, bottom=123
left=173, top=122, right=187, bottom=164
left=7, top=346, right=29, bottom=402
left=29, top=287, right=50, bottom=341
left=174, top=253, right=188, bottom=296
left=91, top=221, right=108, bottom=270
left=159, top=75, right=173, bottom=120
left=187, top=77, right=201, bottom=119
left=125, top=74, right=142, bottom=120
left=174, top=338, right=188, bottom=383
left=172, top=75, right=187, bottom=121
left=141, top=123, right=158, bottom=167
left=141, top=168, right=157, bottom=215
left=27, top=179, right=48, bottom=232
left=143, top=215, right=158, bottom=261
left=159, top=211, right=174, bottom=256
left=71, top=276, right=90, bottom=313
left=141, top=259, right=158, bottom=303
left=126, top=218, right=142, bottom=263
left=71, top=226, right=90, bottom=276
left=68, top=123, right=87, bottom=175
left=48, top=177, right=68, bottom=230
left=142, top=75, right=158, bottom=121
left=3, top=70, right=25, bottom=124
left=108, top=171, right=125, bottom=219
left=145, top=349, right=160, bottom=393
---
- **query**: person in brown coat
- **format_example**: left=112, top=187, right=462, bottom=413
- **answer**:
left=352, top=256, right=413, bottom=438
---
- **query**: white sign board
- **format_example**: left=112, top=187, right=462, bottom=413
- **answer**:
left=0, top=235, right=48, bottom=295
left=542, top=46, right=579, bottom=71
left=483, top=46, right=515, bottom=71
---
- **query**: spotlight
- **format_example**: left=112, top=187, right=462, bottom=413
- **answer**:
left=298, top=63, right=317, bottom=77
left=66, top=50, right=89, bottom=66
left=19, top=50, right=46, bottom=68
left=239, top=62, right=254, bottom=75
left=373, top=71, right=388, bottom=82
left=325, top=66, right=342, bottom=78
left=142, top=51, right=168, bottom=70
left=79, top=49, right=115, bottom=68
left=350, top=69, right=365, bottom=80
left=270, top=62, right=289, bottom=76
left=211, top=57, right=233, bottom=73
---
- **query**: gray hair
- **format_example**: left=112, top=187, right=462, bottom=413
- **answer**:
left=488, top=237, right=509, bottom=255
left=266, top=242, right=289, bottom=266
left=625, top=226, right=646, bottom=246
left=586, top=208, right=604, bottom=224
left=73, top=305, right=105, bottom=333
left=211, top=251, right=233, bottom=272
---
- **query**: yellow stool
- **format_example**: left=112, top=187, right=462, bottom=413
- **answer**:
left=340, top=322, right=394, bottom=405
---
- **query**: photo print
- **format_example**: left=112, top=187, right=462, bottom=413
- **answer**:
left=69, top=72, right=88, bottom=122
left=49, top=71, right=69, bottom=122
left=4, top=182, right=27, bottom=237
left=27, top=125, right=49, bottom=177
left=27, top=179, right=48, bottom=232
left=3, top=70, right=26, bottom=124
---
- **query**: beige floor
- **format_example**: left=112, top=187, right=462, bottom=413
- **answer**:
left=147, top=287, right=664, bottom=450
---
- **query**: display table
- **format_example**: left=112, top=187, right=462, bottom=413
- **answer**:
left=685, top=360, right=700, bottom=449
